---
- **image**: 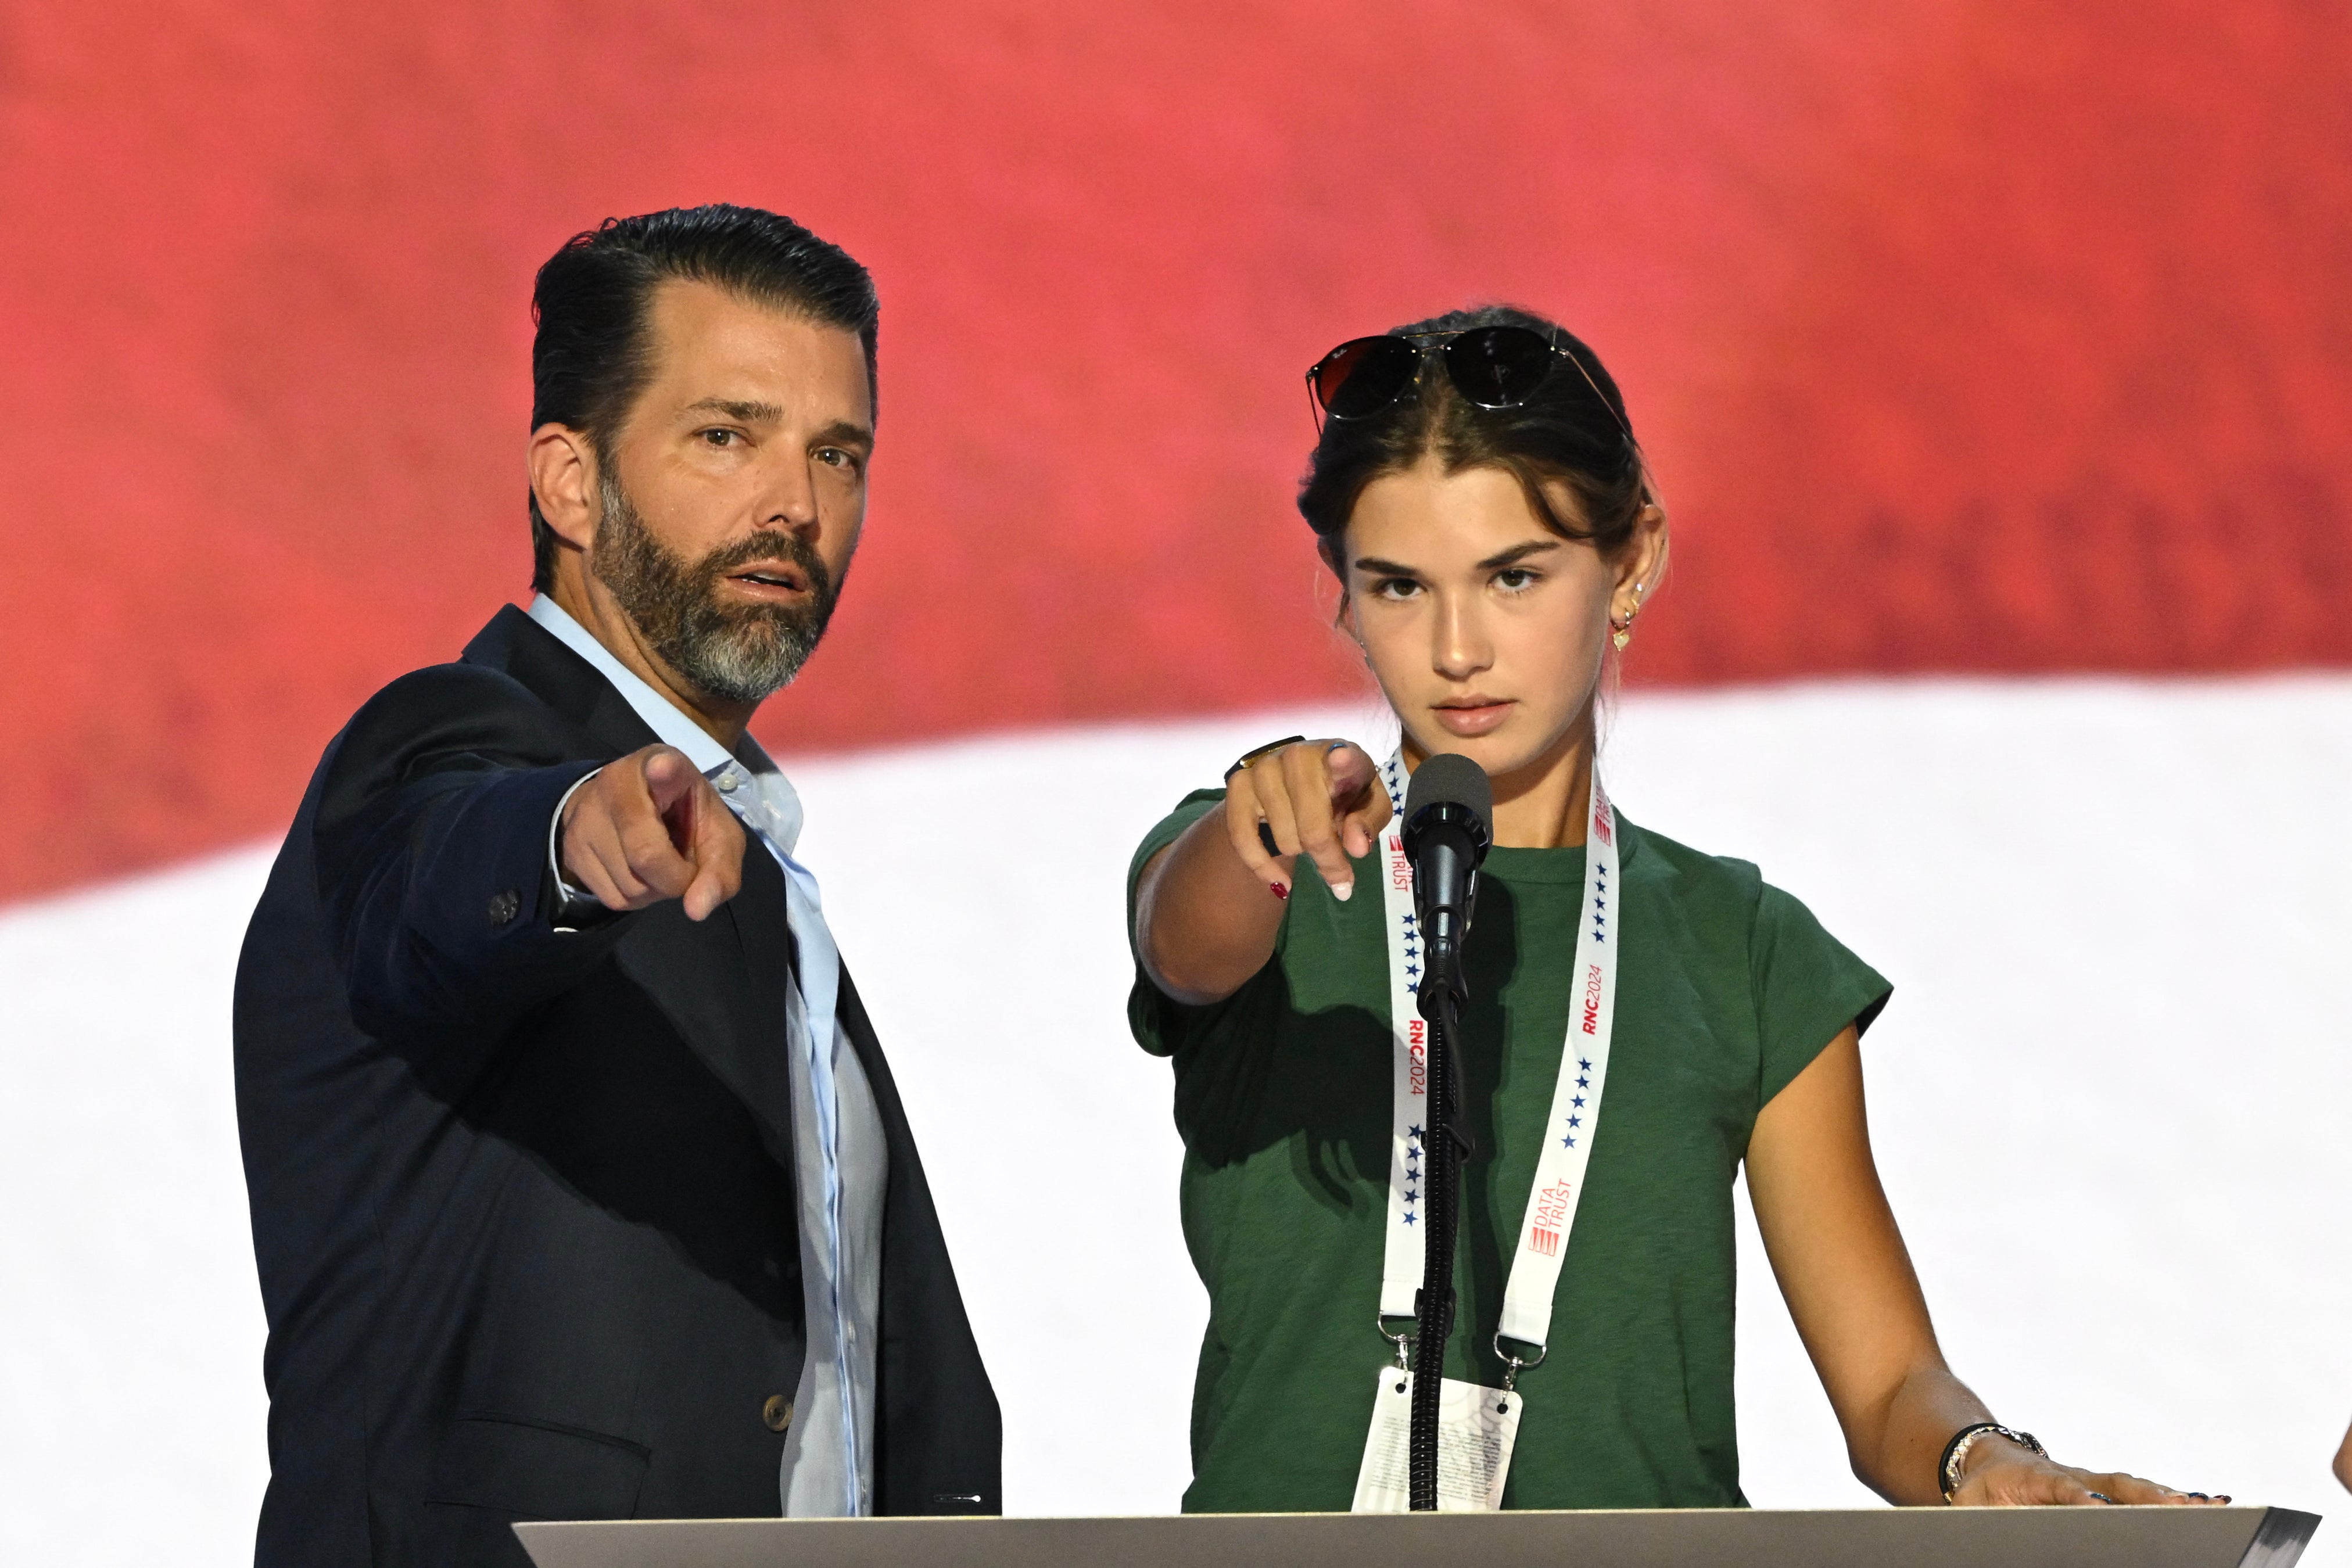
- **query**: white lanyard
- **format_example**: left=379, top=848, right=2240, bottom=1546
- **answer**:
left=1375, top=752, right=1622, bottom=1355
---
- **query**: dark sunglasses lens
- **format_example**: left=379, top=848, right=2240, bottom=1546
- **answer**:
left=1445, top=326, right=1556, bottom=407
left=1314, top=336, right=1418, bottom=418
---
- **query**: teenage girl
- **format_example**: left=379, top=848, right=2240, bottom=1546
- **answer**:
left=1126, top=306, right=2220, bottom=1513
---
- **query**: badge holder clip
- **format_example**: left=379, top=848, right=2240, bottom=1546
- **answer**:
left=1494, top=1332, right=1546, bottom=1394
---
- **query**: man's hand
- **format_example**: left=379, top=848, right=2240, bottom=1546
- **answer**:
left=559, top=745, right=745, bottom=921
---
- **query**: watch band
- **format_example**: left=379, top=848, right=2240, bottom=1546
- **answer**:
left=1224, top=735, right=1307, bottom=782
left=1939, top=1422, right=2046, bottom=1502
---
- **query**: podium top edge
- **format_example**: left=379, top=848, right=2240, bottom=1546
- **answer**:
left=518, top=1503, right=2300, bottom=1526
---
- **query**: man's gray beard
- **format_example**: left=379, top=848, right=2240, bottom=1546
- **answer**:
left=589, top=475, right=841, bottom=705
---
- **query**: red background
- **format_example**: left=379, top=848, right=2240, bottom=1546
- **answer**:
left=2, top=1, right=2346, bottom=902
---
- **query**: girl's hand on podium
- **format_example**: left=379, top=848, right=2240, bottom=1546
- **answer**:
left=1950, top=1437, right=2225, bottom=1506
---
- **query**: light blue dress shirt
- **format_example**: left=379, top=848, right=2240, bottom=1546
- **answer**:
left=528, top=594, right=882, bottom=1517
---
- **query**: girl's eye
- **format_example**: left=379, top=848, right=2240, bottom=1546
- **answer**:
left=1372, top=577, right=1421, bottom=600
left=1496, top=568, right=1539, bottom=591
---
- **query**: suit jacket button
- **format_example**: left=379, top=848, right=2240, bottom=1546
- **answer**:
left=762, top=1395, right=793, bottom=1433
left=487, top=889, right=520, bottom=927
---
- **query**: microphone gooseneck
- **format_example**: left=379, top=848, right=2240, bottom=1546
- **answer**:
left=1399, top=752, right=1493, bottom=1510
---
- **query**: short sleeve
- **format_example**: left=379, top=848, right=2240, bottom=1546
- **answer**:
left=1750, top=882, right=1893, bottom=1105
left=1124, top=790, right=1225, bottom=1057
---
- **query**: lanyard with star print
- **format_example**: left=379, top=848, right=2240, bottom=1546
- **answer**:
left=1374, top=750, right=1622, bottom=1356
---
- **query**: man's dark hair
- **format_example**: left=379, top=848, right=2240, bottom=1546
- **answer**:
left=1297, top=304, right=1647, bottom=578
left=528, top=204, right=879, bottom=592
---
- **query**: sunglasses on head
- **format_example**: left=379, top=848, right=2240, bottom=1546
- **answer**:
left=1304, top=325, right=1633, bottom=439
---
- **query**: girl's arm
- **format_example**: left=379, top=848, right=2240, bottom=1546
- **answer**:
left=1134, top=739, right=1390, bottom=1006
left=1747, top=1029, right=2221, bottom=1506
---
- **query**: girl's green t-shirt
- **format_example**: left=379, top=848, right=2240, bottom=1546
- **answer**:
left=1125, top=791, right=1892, bottom=1514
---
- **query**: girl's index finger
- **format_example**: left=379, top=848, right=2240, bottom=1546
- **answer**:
left=1324, top=741, right=1379, bottom=802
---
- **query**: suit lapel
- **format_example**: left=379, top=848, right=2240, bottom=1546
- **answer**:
left=835, top=963, right=1006, bottom=1513
left=605, top=894, right=801, bottom=1176
left=460, top=603, right=804, bottom=1172
left=715, top=845, right=805, bottom=1158
left=463, top=604, right=659, bottom=759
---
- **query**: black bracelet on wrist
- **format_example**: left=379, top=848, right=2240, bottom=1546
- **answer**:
left=1939, top=1422, right=2046, bottom=1502
left=1224, top=735, right=1307, bottom=782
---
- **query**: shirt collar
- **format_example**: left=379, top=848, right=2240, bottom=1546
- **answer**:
left=526, top=594, right=804, bottom=856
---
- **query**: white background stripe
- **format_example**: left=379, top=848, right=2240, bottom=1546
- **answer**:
left=3, top=676, right=2347, bottom=1563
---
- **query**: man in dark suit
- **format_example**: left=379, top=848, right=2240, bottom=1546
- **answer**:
left=234, top=206, right=999, bottom=1568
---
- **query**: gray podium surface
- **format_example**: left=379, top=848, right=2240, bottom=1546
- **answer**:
left=517, top=1504, right=2321, bottom=1568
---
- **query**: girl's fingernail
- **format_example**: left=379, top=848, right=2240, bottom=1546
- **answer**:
left=1332, top=880, right=1354, bottom=902
left=1271, top=882, right=1290, bottom=901
left=2087, top=1492, right=2112, bottom=1504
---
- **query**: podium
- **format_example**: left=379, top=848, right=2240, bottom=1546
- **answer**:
left=516, top=1504, right=2321, bottom=1568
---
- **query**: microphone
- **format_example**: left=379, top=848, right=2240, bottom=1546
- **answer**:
left=1401, top=752, right=1493, bottom=1020
left=1399, top=751, right=1492, bottom=1511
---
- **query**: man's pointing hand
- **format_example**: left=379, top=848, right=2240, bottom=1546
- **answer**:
left=559, top=744, right=747, bottom=921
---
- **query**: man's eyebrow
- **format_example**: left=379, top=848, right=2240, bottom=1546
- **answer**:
left=809, top=419, right=875, bottom=450
left=1475, top=539, right=1562, bottom=570
left=682, top=397, right=784, bottom=422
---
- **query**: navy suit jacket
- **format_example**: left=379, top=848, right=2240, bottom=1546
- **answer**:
left=234, top=606, right=1000, bottom=1567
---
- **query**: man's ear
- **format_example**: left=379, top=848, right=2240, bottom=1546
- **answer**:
left=528, top=424, right=600, bottom=552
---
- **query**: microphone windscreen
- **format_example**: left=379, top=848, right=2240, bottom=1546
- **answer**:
left=1404, top=751, right=1493, bottom=833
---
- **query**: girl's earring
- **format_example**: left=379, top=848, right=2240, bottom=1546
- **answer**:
left=1612, top=582, right=1647, bottom=650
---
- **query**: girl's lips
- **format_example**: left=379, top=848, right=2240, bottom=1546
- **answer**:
left=1432, top=700, right=1514, bottom=737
